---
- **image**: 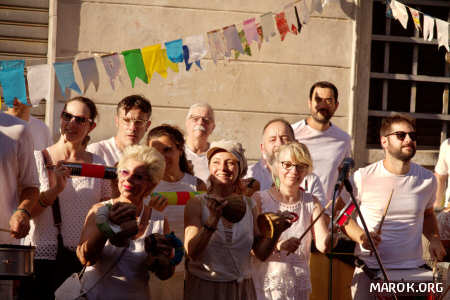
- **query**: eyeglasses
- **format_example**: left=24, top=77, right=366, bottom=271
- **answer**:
left=61, top=111, right=91, bottom=124
left=189, top=115, right=212, bottom=124
left=281, top=161, right=309, bottom=172
left=384, top=131, right=417, bottom=142
left=118, top=168, right=151, bottom=181
left=119, top=117, right=148, bottom=128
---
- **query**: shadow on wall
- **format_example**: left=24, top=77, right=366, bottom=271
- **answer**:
left=340, top=0, right=357, bottom=20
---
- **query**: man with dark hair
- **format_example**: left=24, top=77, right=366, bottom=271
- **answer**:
left=247, top=118, right=326, bottom=205
left=292, top=81, right=351, bottom=205
left=343, top=114, right=446, bottom=299
left=87, top=95, right=151, bottom=166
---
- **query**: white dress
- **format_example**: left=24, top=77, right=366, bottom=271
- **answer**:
left=251, top=189, right=315, bottom=300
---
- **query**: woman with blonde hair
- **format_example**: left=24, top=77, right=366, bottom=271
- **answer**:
left=251, top=141, right=332, bottom=300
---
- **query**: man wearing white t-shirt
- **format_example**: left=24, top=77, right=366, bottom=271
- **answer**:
left=291, top=81, right=352, bottom=205
left=343, top=114, right=446, bottom=300
left=6, top=98, right=52, bottom=151
left=87, top=95, right=151, bottom=166
left=184, top=103, right=215, bottom=184
left=247, top=118, right=326, bottom=205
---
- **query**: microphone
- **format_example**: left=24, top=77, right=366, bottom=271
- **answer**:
left=335, top=157, right=354, bottom=189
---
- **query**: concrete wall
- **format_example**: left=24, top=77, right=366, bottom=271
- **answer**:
left=53, top=0, right=358, bottom=163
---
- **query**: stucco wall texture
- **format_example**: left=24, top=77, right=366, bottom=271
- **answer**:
left=53, top=0, right=357, bottom=163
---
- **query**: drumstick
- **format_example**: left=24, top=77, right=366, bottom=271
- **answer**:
left=370, top=189, right=394, bottom=256
left=286, top=200, right=333, bottom=256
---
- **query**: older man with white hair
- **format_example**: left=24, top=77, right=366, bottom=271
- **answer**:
left=184, top=103, right=215, bottom=184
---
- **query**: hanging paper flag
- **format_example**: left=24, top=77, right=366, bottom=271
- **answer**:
left=299, top=0, right=310, bottom=25
left=311, top=0, right=323, bottom=14
left=0, top=60, right=27, bottom=107
left=182, top=46, right=202, bottom=71
left=184, top=35, right=208, bottom=64
left=275, top=12, right=290, bottom=41
left=53, top=61, right=82, bottom=98
left=121, top=49, right=148, bottom=88
left=235, top=29, right=252, bottom=59
left=256, top=24, right=264, bottom=50
left=390, top=0, right=408, bottom=30
left=223, top=24, right=245, bottom=57
left=243, top=18, right=259, bottom=45
left=27, top=64, right=51, bottom=107
left=284, top=3, right=299, bottom=35
left=260, top=12, right=277, bottom=42
left=165, top=39, right=184, bottom=63
left=436, top=19, right=449, bottom=52
left=423, top=15, right=435, bottom=42
left=101, top=53, right=122, bottom=90
left=162, top=49, right=179, bottom=73
left=294, top=6, right=303, bottom=34
left=142, top=44, right=168, bottom=82
left=385, top=0, right=393, bottom=19
left=207, top=29, right=226, bottom=64
left=77, top=57, right=99, bottom=93
left=408, top=7, right=421, bottom=32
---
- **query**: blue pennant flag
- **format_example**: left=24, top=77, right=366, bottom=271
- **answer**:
left=182, top=46, right=201, bottom=71
left=0, top=60, right=27, bottom=107
left=53, top=61, right=82, bottom=98
left=165, top=39, right=184, bottom=63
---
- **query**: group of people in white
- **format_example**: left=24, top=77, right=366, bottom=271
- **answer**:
left=0, top=81, right=448, bottom=300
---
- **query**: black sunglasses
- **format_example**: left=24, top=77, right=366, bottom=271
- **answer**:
left=384, top=131, right=417, bottom=142
left=61, top=111, right=91, bottom=124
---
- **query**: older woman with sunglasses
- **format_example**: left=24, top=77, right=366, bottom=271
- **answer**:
left=251, top=141, right=332, bottom=300
left=77, top=145, right=175, bottom=300
left=20, top=97, right=112, bottom=299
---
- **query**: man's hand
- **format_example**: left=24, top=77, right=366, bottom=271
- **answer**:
left=9, top=210, right=31, bottom=239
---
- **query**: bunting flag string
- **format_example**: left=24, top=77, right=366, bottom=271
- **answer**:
left=1, top=0, right=449, bottom=108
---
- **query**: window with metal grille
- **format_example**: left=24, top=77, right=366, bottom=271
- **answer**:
left=367, top=0, right=450, bottom=166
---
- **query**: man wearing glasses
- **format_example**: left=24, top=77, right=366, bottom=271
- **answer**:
left=184, top=103, right=215, bottom=184
left=343, top=114, right=446, bottom=299
left=87, top=95, right=151, bottom=166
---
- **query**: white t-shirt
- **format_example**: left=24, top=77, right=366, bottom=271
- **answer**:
left=0, top=113, right=40, bottom=244
left=184, top=146, right=209, bottom=184
left=434, top=138, right=450, bottom=207
left=87, top=137, right=122, bottom=167
left=28, top=116, right=52, bottom=151
left=352, top=160, right=436, bottom=269
left=292, top=119, right=352, bottom=203
left=246, top=159, right=327, bottom=210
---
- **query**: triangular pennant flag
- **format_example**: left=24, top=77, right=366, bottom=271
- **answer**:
left=53, top=61, right=82, bottom=98
left=77, top=57, right=99, bottom=93
left=423, top=15, right=435, bottom=41
left=256, top=23, right=264, bottom=50
left=298, top=0, right=310, bottom=24
left=182, top=45, right=202, bottom=71
left=294, top=5, right=303, bottom=34
left=142, top=44, right=168, bottom=82
left=284, top=3, right=299, bottom=35
left=408, top=7, right=421, bottom=32
left=223, top=24, right=245, bottom=57
left=260, top=12, right=277, bottom=42
left=121, top=49, right=148, bottom=87
left=275, top=12, right=290, bottom=41
left=101, top=53, right=121, bottom=90
left=390, top=0, right=409, bottom=29
left=165, top=39, right=184, bottom=63
left=311, top=0, right=323, bottom=14
left=184, top=35, right=208, bottom=64
left=207, top=29, right=226, bottom=64
left=243, top=18, right=260, bottom=45
left=385, top=0, right=393, bottom=19
left=27, top=64, right=51, bottom=107
left=436, top=19, right=449, bottom=52
left=0, top=60, right=27, bottom=107
left=235, top=29, right=252, bottom=59
left=162, top=49, right=179, bottom=74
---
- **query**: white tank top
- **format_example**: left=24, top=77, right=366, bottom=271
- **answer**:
left=187, top=194, right=255, bottom=282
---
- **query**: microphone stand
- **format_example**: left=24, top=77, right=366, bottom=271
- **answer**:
left=328, top=185, right=340, bottom=300
left=343, top=179, right=397, bottom=300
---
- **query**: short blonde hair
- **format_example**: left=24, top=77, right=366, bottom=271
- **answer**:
left=118, top=145, right=166, bottom=185
left=271, top=142, right=313, bottom=184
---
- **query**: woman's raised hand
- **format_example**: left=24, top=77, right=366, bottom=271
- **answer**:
left=149, top=194, right=168, bottom=212
left=206, top=196, right=228, bottom=225
left=48, top=160, right=71, bottom=195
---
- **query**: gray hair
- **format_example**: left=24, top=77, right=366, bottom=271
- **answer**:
left=186, top=103, right=215, bottom=122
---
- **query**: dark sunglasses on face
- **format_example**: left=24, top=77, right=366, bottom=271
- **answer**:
left=384, top=131, right=417, bottom=142
left=61, top=111, right=91, bottom=124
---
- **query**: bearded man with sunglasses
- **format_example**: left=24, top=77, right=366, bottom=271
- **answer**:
left=87, top=95, right=151, bottom=166
left=343, top=114, right=446, bottom=300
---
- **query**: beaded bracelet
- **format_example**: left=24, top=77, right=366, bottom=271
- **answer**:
left=16, top=208, right=31, bottom=218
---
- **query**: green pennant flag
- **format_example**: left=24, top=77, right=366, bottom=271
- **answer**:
left=121, top=49, right=148, bottom=87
